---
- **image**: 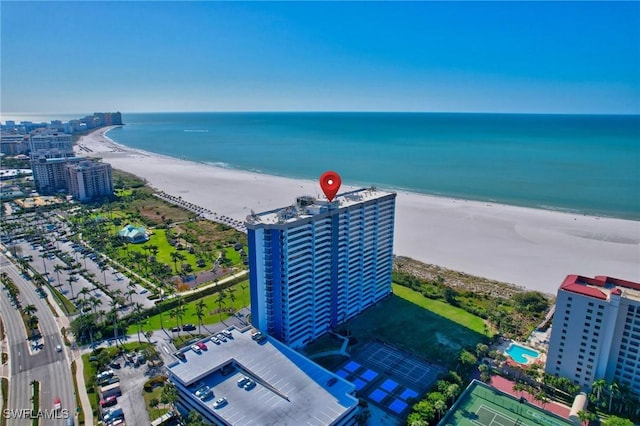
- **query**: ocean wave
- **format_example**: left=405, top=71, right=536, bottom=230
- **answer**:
left=205, top=161, right=231, bottom=169
left=183, top=129, right=209, bottom=133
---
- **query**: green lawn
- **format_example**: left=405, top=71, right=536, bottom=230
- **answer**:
left=127, top=281, right=250, bottom=334
left=142, top=383, right=170, bottom=421
left=336, top=284, right=489, bottom=368
left=392, top=284, right=491, bottom=336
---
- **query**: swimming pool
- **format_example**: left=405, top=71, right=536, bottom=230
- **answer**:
left=505, top=343, right=540, bottom=364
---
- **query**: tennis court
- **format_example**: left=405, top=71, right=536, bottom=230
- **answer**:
left=439, top=380, right=574, bottom=426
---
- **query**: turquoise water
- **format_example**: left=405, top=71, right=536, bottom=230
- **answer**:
left=106, top=112, right=640, bottom=219
left=505, top=344, right=540, bottom=364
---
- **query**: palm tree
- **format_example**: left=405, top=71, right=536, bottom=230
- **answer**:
left=446, top=383, right=460, bottom=405
left=149, top=397, right=160, bottom=419
left=67, top=275, right=76, bottom=299
left=39, top=252, right=49, bottom=277
left=22, top=304, right=38, bottom=317
left=240, top=283, right=248, bottom=307
left=161, top=383, right=178, bottom=412
left=215, top=290, right=227, bottom=322
left=608, top=380, right=620, bottom=412
left=194, top=300, right=207, bottom=334
left=592, top=378, right=606, bottom=405
left=228, top=291, right=237, bottom=315
left=89, top=296, right=102, bottom=315
left=79, top=287, right=91, bottom=301
left=109, top=297, right=121, bottom=346
left=134, top=303, right=144, bottom=343
left=53, top=264, right=64, bottom=285
left=434, top=399, right=447, bottom=421
left=170, top=251, right=186, bottom=274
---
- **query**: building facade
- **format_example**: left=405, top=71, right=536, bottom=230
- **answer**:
left=30, top=149, right=81, bottom=194
left=246, top=188, right=396, bottom=348
left=0, top=133, right=29, bottom=155
left=546, top=275, right=640, bottom=395
left=65, top=160, right=113, bottom=202
left=29, top=131, right=73, bottom=151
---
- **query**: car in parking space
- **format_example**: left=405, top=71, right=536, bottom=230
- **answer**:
left=237, top=376, right=249, bottom=387
left=243, top=380, right=256, bottom=390
left=213, top=397, right=227, bottom=409
left=216, top=333, right=227, bottom=342
left=191, top=344, right=201, bottom=354
left=171, top=327, right=180, bottom=333
left=103, top=407, right=124, bottom=424
left=182, top=324, right=196, bottom=331
left=210, top=336, right=221, bottom=345
left=222, top=330, right=233, bottom=338
left=196, top=341, right=207, bottom=351
left=195, top=385, right=213, bottom=400
left=174, top=351, right=186, bottom=361
left=100, top=395, right=118, bottom=408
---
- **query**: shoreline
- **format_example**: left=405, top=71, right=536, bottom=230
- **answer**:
left=77, top=126, right=640, bottom=295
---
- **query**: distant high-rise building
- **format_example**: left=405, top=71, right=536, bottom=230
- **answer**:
left=1, top=133, right=29, bottom=155
left=29, top=130, right=73, bottom=152
left=246, top=188, right=396, bottom=348
left=546, top=275, right=640, bottom=395
left=65, top=160, right=113, bottom=202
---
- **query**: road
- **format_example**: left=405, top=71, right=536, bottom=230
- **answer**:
left=0, top=253, right=76, bottom=426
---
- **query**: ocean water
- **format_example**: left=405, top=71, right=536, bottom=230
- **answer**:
left=106, top=112, right=640, bottom=220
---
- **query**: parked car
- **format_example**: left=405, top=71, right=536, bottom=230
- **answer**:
left=109, top=361, right=121, bottom=369
left=191, top=345, right=201, bottom=354
left=182, top=324, right=196, bottom=331
left=210, top=336, right=221, bottom=345
left=196, top=342, right=207, bottom=351
left=171, top=327, right=180, bottom=333
left=213, top=397, right=227, bottom=409
left=237, top=377, right=249, bottom=387
left=195, top=385, right=213, bottom=400
left=100, top=395, right=118, bottom=408
left=243, top=380, right=256, bottom=390
left=174, top=351, right=186, bottom=361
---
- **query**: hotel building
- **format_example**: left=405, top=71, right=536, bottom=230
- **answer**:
left=246, top=188, right=396, bottom=348
left=29, top=130, right=73, bottom=151
left=546, top=275, right=640, bottom=395
left=65, top=160, right=114, bottom=202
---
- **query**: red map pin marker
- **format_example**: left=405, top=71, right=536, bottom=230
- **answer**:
left=320, top=171, right=341, bottom=202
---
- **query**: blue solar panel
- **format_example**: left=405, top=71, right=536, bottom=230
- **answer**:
left=389, top=399, right=408, bottom=413
left=400, top=388, right=418, bottom=400
left=344, top=361, right=361, bottom=372
left=353, top=378, right=367, bottom=391
left=336, top=369, right=349, bottom=378
left=369, top=389, right=388, bottom=403
left=360, top=369, right=378, bottom=381
left=381, top=379, right=398, bottom=392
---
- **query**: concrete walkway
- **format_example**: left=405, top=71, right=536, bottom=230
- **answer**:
left=307, top=332, right=350, bottom=360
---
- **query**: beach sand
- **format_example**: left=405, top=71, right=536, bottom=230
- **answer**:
left=77, top=126, right=640, bottom=295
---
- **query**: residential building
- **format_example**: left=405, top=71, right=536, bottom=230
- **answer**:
left=65, top=160, right=113, bottom=202
left=30, top=149, right=81, bottom=194
left=246, top=187, right=396, bottom=348
left=166, top=327, right=358, bottom=426
left=0, top=133, right=29, bottom=155
left=29, top=130, right=73, bottom=151
left=546, top=275, right=640, bottom=395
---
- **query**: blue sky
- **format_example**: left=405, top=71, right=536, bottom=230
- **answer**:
left=1, top=1, right=639, bottom=115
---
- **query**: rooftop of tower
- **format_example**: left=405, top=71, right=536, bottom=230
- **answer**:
left=245, top=187, right=396, bottom=226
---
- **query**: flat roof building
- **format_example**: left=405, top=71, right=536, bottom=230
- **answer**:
left=65, top=160, right=113, bottom=202
left=546, top=275, right=640, bottom=395
left=29, top=130, right=73, bottom=152
left=166, top=327, right=358, bottom=425
left=30, top=149, right=81, bottom=194
left=246, top=187, right=396, bottom=348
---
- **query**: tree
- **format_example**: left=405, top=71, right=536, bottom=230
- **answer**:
left=458, top=349, right=477, bottom=373
left=609, top=380, right=620, bottom=412
left=228, top=290, right=237, bottom=315
left=604, top=416, right=634, bottom=426
left=186, top=410, right=206, bottom=426
left=592, top=378, right=606, bottom=405
left=512, top=291, right=549, bottom=314
left=240, top=283, right=248, bottom=307
left=161, top=383, right=178, bottom=411
left=134, top=303, right=144, bottom=344
left=434, top=399, right=447, bottom=420
left=149, top=397, right=160, bottom=419
left=53, top=264, right=64, bottom=285
left=578, top=410, right=597, bottom=426
left=412, top=400, right=436, bottom=424
left=22, top=304, right=38, bottom=317
left=445, top=383, right=460, bottom=405
left=170, top=251, right=186, bottom=274
left=67, top=275, right=76, bottom=300
left=194, top=300, right=207, bottom=334
left=215, top=290, right=227, bottom=322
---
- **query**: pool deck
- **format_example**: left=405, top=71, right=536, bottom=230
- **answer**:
left=498, top=340, right=546, bottom=366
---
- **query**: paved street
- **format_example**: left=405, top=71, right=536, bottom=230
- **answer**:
left=0, top=253, right=76, bottom=426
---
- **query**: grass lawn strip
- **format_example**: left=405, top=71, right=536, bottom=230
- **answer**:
left=1, top=378, right=8, bottom=426
left=142, top=384, right=170, bottom=421
left=31, top=381, right=39, bottom=426
left=392, top=284, right=490, bottom=336
left=126, top=281, right=249, bottom=335
left=70, top=360, right=85, bottom=425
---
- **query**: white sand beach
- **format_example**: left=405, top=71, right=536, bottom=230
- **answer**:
left=77, top=127, right=640, bottom=295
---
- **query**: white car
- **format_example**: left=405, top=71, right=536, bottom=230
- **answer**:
left=213, top=397, right=227, bottom=409
left=56, top=344, right=62, bottom=352
left=191, top=344, right=201, bottom=354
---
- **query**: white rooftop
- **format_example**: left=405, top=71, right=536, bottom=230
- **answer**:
left=246, top=187, right=395, bottom=226
left=167, top=327, right=357, bottom=426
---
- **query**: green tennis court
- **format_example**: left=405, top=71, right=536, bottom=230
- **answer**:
left=438, top=381, right=573, bottom=426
